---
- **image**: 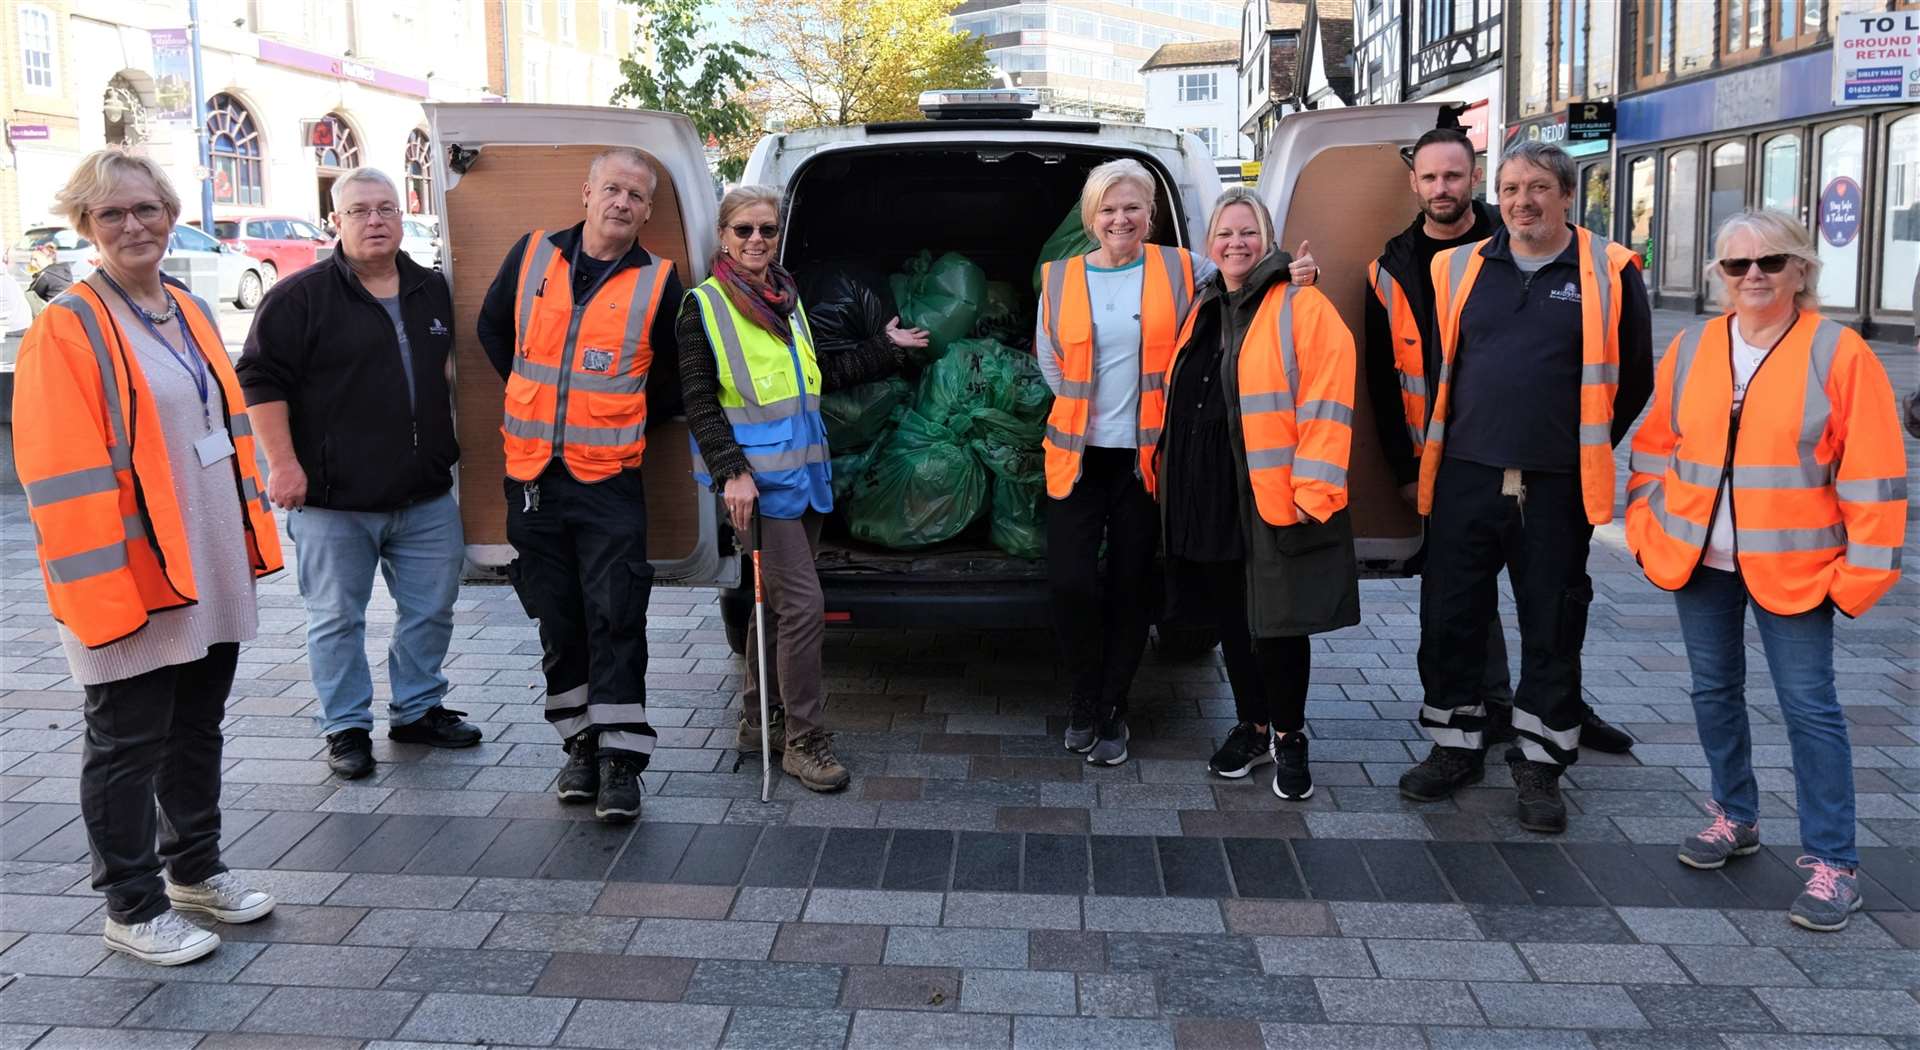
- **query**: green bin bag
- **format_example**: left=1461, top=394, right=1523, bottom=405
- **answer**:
left=968, top=406, right=1047, bottom=559
left=821, top=376, right=911, bottom=453
left=973, top=280, right=1024, bottom=342
left=845, top=408, right=988, bottom=549
left=1031, top=206, right=1096, bottom=293
left=888, top=251, right=986, bottom=361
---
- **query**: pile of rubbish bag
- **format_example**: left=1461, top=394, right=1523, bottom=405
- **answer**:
left=801, top=214, right=1094, bottom=557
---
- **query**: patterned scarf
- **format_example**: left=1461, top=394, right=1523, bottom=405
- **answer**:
left=712, top=252, right=798, bottom=344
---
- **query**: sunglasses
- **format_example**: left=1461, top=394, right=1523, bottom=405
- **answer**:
left=728, top=223, right=781, bottom=240
left=1718, top=254, right=1792, bottom=277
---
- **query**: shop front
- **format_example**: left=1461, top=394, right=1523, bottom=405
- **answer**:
left=1617, top=47, right=1915, bottom=337
left=1504, top=100, right=1617, bottom=238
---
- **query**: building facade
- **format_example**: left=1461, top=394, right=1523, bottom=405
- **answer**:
left=485, top=0, right=637, bottom=108
left=1237, top=0, right=1355, bottom=159
left=1140, top=38, right=1251, bottom=170
left=1612, top=0, right=1917, bottom=335
left=1502, top=1, right=1620, bottom=241
left=1348, top=0, right=1502, bottom=187
left=3, top=0, right=502, bottom=250
left=954, top=0, right=1244, bottom=121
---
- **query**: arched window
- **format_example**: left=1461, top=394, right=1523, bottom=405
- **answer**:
left=315, top=112, right=361, bottom=169
left=104, top=74, right=148, bottom=147
left=206, top=92, right=264, bottom=206
left=405, top=128, right=433, bottom=214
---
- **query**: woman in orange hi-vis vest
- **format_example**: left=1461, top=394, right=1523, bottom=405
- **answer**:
left=1627, top=210, right=1907, bottom=934
left=13, top=151, right=281, bottom=967
left=1153, top=187, right=1360, bottom=801
left=1037, top=160, right=1316, bottom=766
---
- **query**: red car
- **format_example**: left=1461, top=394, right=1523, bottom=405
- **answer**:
left=203, top=215, right=332, bottom=287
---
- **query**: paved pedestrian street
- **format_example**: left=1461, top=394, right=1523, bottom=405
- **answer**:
left=1, top=310, right=1915, bottom=1050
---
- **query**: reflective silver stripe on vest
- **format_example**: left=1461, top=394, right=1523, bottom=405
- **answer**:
left=1297, top=400, right=1353, bottom=427
left=1629, top=450, right=1666, bottom=476
left=1626, top=478, right=1660, bottom=506
left=1055, top=379, right=1094, bottom=398
left=1398, top=371, right=1425, bottom=395
left=516, top=358, right=649, bottom=396
left=1245, top=446, right=1295, bottom=470
left=1425, top=247, right=1475, bottom=446
left=1042, top=260, right=1067, bottom=362
left=696, top=283, right=790, bottom=420
left=1651, top=487, right=1708, bottom=546
left=1586, top=230, right=1615, bottom=343
left=1668, top=324, right=1707, bottom=434
left=23, top=464, right=119, bottom=508
left=1045, top=424, right=1087, bottom=452
left=1136, top=426, right=1162, bottom=447
left=562, top=420, right=647, bottom=448
left=619, top=261, right=663, bottom=363
left=745, top=444, right=832, bottom=472
left=1372, top=265, right=1396, bottom=315
left=1140, top=371, right=1167, bottom=394
left=1293, top=457, right=1345, bottom=484
left=503, top=413, right=547, bottom=439
left=515, top=233, right=557, bottom=349
left=1733, top=462, right=1831, bottom=489
left=1736, top=523, right=1845, bottom=553
left=1275, top=283, right=1301, bottom=399
left=228, top=412, right=253, bottom=438
left=1583, top=362, right=1619, bottom=384
left=1669, top=458, right=1721, bottom=488
left=45, top=538, right=130, bottom=584
left=1155, top=245, right=1193, bottom=329
left=1799, top=319, right=1844, bottom=450
left=1835, top=476, right=1908, bottom=502
left=1240, top=390, right=1294, bottom=415
left=50, top=293, right=133, bottom=468
left=1579, top=422, right=1611, bottom=444
left=722, top=395, right=818, bottom=426
left=1845, top=542, right=1901, bottom=571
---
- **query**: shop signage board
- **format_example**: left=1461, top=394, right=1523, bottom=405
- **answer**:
left=1832, top=10, right=1920, bottom=105
left=1567, top=101, right=1615, bottom=141
left=1819, top=177, right=1863, bottom=247
left=6, top=124, right=50, bottom=142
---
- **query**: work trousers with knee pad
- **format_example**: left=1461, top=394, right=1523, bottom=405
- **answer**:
left=1416, top=458, right=1593, bottom=766
left=506, top=466, right=658, bottom=763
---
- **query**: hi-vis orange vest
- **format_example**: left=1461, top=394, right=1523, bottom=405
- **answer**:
left=1625, top=313, right=1907, bottom=617
left=1038, top=245, right=1195, bottom=498
left=1159, top=282, right=1357, bottom=525
left=1418, top=226, right=1639, bottom=525
left=503, top=230, right=675, bottom=483
left=14, top=280, right=282, bottom=648
left=1367, top=259, right=1428, bottom=451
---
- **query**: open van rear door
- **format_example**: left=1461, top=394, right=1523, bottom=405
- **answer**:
left=425, top=103, right=733, bottom=587
left=1257, top=103, right=1452, bottom=574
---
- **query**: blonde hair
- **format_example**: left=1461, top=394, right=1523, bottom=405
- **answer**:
left=1705, top=208, right=1823, bottom=313
left=1078, top=159, right=1157, bottom=238
left=1205, top=186, right=1276, bottom=262
left=717, top=183, right=782, bottom=230
left=53, top=149, right=182, bottom=240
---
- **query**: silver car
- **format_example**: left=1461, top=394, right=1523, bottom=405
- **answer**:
left=10, top=223, right=270, bottom=310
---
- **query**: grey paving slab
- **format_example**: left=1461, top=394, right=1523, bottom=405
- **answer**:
left=685, top=959, right=846, bottom=1008
left=848, top=1009, right=1011, bottom=1050
left=1012, top=1016, right=1174, bottom=1049
left=484, top=912, right=637, bottom=954
left=0, top=975, right=154, bottom=1027
left=1075, top=973, right=1158, bottom=1018
left=1330, top=902, right=1482, bottom=940
left=559, top=1001, right=732, bottom=1049
left=118, top=981, right=271, bottom=1032
left=1753, top=987, right=1920, bottom=1036
left=960, top=968, right=1076, bottom=1014
left=1254, top=935, right=1378, bottom=977
left=942, top=892, right=1083, bottom=930
left=720, top=1006, right=853, bottom=1050
left=1516, top=943, right=1691, bottom=984
left=394, top=990, right=576, bottom=1045
left=1259, top=1022, right=1428, bottom=1049
left=343, top=907, right=503, bottom=948
left=234, top=943, right=405, bottom=987
left=238, top=986, right=421, bottom=1040
left=379, top=947, right=551, bottom=994
left=885, top=926, right=1030, bottom=968
left=86, top=939, right=270, bottom=983
left=1426, top=1028, right=1596, bottom=1049
left=1469, top=982, right=1650, bottom=1029
left=804, top=889, right=945, bottom=926
left=1667, top=944, right=1812, bottom=986
left=1314, top=977, right=1485, bottom=1026
left=0, top=932, right=104, bottom=975
left=628, top=917, right=779, bottom=960
left=1611, top=907, right=1750, bottom=945
left=28, top=1029, right=202, bottom=1050
left=1081, top=896, right=1224, bottom=933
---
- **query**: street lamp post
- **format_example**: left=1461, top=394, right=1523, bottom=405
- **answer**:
left=189, top=0, right=213, bottom=230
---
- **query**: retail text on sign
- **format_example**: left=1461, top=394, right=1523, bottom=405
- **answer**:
left=1832, top=10, right=1920, bottom=105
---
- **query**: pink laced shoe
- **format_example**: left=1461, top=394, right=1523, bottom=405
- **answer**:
left=1676, top=800, right=1759, bottom=870
left=1789, top=856, right=1862, bottom=932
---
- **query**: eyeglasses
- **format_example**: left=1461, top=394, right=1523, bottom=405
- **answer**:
left=342, top=205, right=402, bottom=221
left=728, top=223, right=781, bottom=241
left=89, top=202, right=168, bottom=228
left=1718, top=254, right=1791, bottom=277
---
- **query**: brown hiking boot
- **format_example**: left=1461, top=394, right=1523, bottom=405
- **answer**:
left=782, top=730, right=849, bottom=792
left=736, top=705, right=786, bottom=755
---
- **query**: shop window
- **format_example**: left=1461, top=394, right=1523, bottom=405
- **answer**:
left=1760, top=133, right=1802, bottom=216
left=1816, top=123, right=1865, bottom=310
left=1589, top=0, right=1618, bottom=96
left=1628, top=155, right=1656, bottom=275
left=315, top=113, right=361, bottom=170
left=1518, top=4, right=1550, bottom=116
left=1662, top=148, right=1700, bottom=292
left=1637, top=0, right=1676, bottom=82
left=1674, top=4, right=1713, bottom=74
left=1708, top=142, right=1749, bottom=249
left=1879, top=114, right=1919, bottom=313
left=405, top=129, right=433, bottom=215
left=1774, top=0, right=1824, bottom=48
left=206, top=93, right=264, bottom=207
left=1580, top=163, right=1611, bottom=238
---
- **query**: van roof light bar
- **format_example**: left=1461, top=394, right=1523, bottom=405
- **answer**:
left=917, top=89, right=1039, bottom=121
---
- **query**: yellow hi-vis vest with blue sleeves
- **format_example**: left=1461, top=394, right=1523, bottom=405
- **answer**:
left=686, top=277, right=832, bottom=518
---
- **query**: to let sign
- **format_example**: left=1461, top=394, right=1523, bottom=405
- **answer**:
left=1833, top=10, right=1920, bottom=104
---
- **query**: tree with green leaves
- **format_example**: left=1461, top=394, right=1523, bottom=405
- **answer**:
left=753, top=0, right=994, bottom=129
left=611, top=0, right=761, bottom=180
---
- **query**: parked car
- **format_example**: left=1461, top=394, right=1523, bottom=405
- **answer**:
left=10, top=223, right=270, bottom=310
left=426, top=98, right=1446, bottom=652
left=401, top=215, right=442, bottom=270
left=204, top=215, right=331, bottom=286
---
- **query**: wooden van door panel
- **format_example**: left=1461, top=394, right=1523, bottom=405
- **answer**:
left=426, top=104, right=731, bottom=586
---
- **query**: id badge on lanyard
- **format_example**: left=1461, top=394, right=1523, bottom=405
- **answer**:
left=100, top=273, right=233, bottom=466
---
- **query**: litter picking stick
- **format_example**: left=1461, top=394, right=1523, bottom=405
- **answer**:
left=752, top=509, right=772, bottom=803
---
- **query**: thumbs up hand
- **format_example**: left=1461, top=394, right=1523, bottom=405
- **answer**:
left=1289, top=240, right=1320, bottom=286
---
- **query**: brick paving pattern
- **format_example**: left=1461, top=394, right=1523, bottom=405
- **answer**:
left=1, top=309, right=1916, bottom=1048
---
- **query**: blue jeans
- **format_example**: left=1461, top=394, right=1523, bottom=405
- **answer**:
left=288, top=492, right=465, bottom=736
left=1673, top=567, right=1856, bottom=867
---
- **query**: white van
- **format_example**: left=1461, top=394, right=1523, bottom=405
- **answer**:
left=426, top=97, right=1441, bottom=654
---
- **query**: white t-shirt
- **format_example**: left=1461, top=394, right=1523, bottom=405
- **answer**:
left=0, top=273, right=31, bottom=335
left=1701, top=321, right=1772, bottom=572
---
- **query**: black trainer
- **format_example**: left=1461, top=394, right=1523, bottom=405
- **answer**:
left=1579, top=710, right=1635, bottom=754
left=595, top=756, right=643, bottom=823
left=1271, top=731, right=1313, bottom=800
left=1208, top=722, right=1273, bottom=779
left=388, top=706, right=483, bottom=748
left=1398, top=745, right=1485, bottom=802
left=1510, top=758, right=1568, bottom=834
left=326, top=728, right=374, bottom=780
left=556, top=732, right=598, bottom=803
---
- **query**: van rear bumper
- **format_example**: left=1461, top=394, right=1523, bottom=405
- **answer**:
left=722, top=574, right=1052, bottom=632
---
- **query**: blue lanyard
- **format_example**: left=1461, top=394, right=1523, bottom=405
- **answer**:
left=98, top=271, right=211, bottom=425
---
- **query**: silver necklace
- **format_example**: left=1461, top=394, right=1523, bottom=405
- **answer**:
left=134, top=295, right=178, bottom=325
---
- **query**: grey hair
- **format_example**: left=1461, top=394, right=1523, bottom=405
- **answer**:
left=1704, top=208, right=1824, bottom=313
left=588, top=147, right=658, bottom=195
left=1496, top=141, right=1577, bottom=196
left=329, top=167, right=400, bottom=210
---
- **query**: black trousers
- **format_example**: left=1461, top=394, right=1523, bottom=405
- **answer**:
left=1178, top=558, right=1312, bottom=732
left=506, top=466, right=658, bottom=763
left=81, top=643, right=236, bottom=924
left=1047, top=447, right=1159, bottom=718
left=1417, top=458, right=1594, bottom=766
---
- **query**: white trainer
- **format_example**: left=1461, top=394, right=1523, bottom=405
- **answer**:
left=166, top=871, right=276, bottom=924
left=102, top=909, right=220, bottom=966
